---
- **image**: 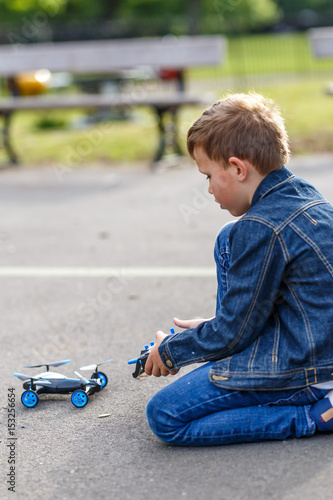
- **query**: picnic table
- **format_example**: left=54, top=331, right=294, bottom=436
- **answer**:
left=0, top=36, right=226, bottom=166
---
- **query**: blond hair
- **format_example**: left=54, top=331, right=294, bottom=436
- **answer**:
left=187, top=92, right=290, bottom=175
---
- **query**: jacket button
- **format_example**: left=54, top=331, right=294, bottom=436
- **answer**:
left=166, top=360, right=173, bottom=368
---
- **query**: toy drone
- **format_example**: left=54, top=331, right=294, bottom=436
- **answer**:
left=13, top=358, right=112, bottom=408
left=128, top=328, right=176, bottom=378
left=128, top=342, right=155, bottom=378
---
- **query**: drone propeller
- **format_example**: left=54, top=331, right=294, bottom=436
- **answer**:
left=13, top=372, right=34, bottom=381
left=13, top=373, right=53, bottom=386
left=74, top=371, right=90, bottom=384
left=80, top=359, right=113, bottom=371
left=24, top=359, right=72, bottom=370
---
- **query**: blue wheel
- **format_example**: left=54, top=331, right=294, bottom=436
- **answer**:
left=71, top=390, right=88, bottom=408
left=95, top=371, right=108, bottom=388
left=21, top=390, right=39, bottom=408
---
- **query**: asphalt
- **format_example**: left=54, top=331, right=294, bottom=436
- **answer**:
left=1, top=153, right=333, bottom=500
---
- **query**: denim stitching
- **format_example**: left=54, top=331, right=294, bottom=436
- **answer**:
left=305, top=367, right=317, bottom=385
left=271, top=313, right=280, bottom=371
left=261, top=387, right=312, bottom=406
left=304, top=406, right=317, bottom=436
left=194, top=232, right=279, bottom=366
left=285, top=280, right=316, bottom=365
left=241, top=215, right=277, bottom=231
left=258, top=174, right=295, bottom=201
left=243, top=201, right=329, bottom=235
left=181, top=232, right=280, bottom=365
left=233, top=232, right=277, bottom=350
left=248, top=336, right=260, bottom=371
left=277, top=232, right=290, bottom=263
left=290, top=221, right=333, bottom=278
left=211, top=362, right=333, bottom=377
left=308, top=386, right=327, bottom=401
left=225, top=356, right=231, bottom=371
left=303, top=211, right=318, bottom=225
left=276, top=200, right=328, bottom=233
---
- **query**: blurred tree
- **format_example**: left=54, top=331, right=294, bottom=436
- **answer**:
left=118, top=0, right=280, bottom=33
left=205, top=0, right=281, bottom=33
left=275, top=0, right=332, bottom=15
left=0, top=0, right=123, bottom=22
left=117, top=0, right=183, bottom=18
left=186, top=0, right=203, bottom=35
left=0, top=0, right=67, bottom=18
left=0, top=0, right=284, bottom=36
left=275, top=0, right=333, bottom=28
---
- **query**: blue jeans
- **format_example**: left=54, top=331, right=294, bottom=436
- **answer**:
left=146, top=222, right=328, bottom=446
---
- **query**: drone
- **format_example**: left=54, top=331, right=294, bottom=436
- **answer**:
left=13, top=358, right=112, bottom=408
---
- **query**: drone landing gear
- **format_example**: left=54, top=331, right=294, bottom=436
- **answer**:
left=71, top=390, right=88, bottom=408
left=91, top=371, right=108, bottom=388
left=21, top=390, right=39, bottom=408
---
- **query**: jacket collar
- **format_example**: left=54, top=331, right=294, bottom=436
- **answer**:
left=251, top=166, right=294, bottom=208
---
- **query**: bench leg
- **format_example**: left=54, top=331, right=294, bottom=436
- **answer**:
left=1, top=112, right=19, bottom=165
left=152, top=106, right=183, bottom=168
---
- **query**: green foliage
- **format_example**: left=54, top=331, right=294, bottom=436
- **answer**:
left=0, top=0, right=280, bottom=33
left=205, top=0, right=281, bottom=33
left=33, top=113, right=67, bottom=130
left=60, top=0, right=103, bottom=21
left=0, top=0, right=114, bottom=22
left=1, top=0, right=333, bottom=32
left=0, top=0, right=67, bottom=17
left=5, top=0, right=40, bottom=12
left=275, top=0, right=332, bottom=15
left=118, top=0, right=183, bottom=17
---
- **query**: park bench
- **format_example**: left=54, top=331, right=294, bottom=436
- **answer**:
left=0, top=35, right=226, bottom=166
left=308, top=27, right=333, bottom=95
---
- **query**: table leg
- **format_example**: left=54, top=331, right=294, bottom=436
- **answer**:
left=151, top=106, right=184, bottom=168
left=1, top=112, right=19, bottom=165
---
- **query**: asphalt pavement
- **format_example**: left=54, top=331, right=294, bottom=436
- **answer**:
left=1, top=154, right=333, bottom=500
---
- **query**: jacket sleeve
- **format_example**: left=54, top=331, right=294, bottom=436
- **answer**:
left=158, top=219, right=289, bottom=370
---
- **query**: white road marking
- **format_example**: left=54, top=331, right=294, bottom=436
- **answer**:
left=0, top=267, right=215, bottom=278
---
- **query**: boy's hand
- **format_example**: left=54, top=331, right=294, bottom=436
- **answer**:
left=173, top=316, right=214, bottom=330
left=145, top=331, right=179, bottom=377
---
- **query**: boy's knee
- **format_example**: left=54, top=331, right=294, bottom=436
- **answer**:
left=146, top=395, right=159, bottom=433
left=146, top=394, right=179, bottom=444
left=146, top=394, right=167, bottom=437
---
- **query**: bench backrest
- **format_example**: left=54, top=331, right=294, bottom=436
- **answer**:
left=308, top=27, right=333, bottom=58
left=0, top=35, right=226, bottom=77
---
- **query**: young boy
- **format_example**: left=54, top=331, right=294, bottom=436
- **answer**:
left=144, top=92, right=333, bottom=446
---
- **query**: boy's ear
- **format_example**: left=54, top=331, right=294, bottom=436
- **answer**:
left=228, top=157, right=248, bottom=181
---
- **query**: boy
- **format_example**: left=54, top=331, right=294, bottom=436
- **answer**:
left=144, top=92, right=333, bottom=446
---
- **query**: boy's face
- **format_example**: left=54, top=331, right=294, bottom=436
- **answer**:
left=193, top=146, right=251, bottom=217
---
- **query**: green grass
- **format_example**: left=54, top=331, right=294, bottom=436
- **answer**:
left=180, top=75, right=333, bottom=157
left=4, top=110, right=158, bottom=166
left=190, top=32, right=333, bottom=80
left=2, top=32, right=333, bottom=167
left=261, top=79, right=333, bottom=154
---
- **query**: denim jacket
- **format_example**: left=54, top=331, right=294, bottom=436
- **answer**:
left=159, top=166, right=333, bottom=390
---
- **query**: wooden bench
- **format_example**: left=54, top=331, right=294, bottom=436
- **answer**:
left=0, top=36, right=226, bottom=166
left=308, top=27, right=333, bottom=95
